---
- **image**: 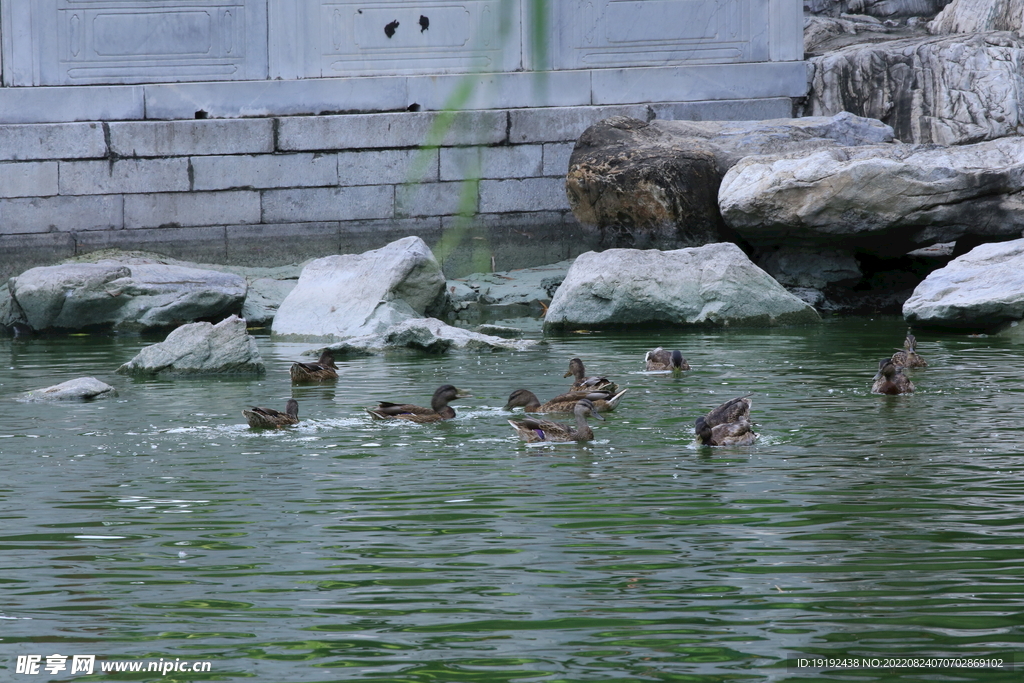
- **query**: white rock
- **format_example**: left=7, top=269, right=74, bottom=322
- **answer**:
left=8, top=260, right=246, bottom=332
left=116, top=315, right=265, bottom=376
left=271, top=236, right=448, bottom=341
left=324, top=317, right=539, bottom=354
left=19, top=377, right=118, bottom=402
left=903, top=238, right=1024, bottom=328
left=543, top=244, right=820, bottom=329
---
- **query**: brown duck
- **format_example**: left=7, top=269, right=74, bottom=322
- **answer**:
left=504, top=388, right=628, bottom=414
left=563, top=357, right=618, bottom=394
left=243, top=399, right=299, bottom=429
left=695, top=395, right=756, bottom=446
left=367, top=385, right=471, bottom=423
left=872, top=358, right=914, bottom=395
left=645, top=347, right=690, bottom=373
left=507, top=398, right=604, bottom=443
left=290, top=349, right=338, bottom=383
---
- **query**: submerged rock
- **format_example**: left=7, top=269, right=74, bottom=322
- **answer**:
left=272, top=236, right=448, bottom=341
left=903, top=238, right=1024, bottom=329
left=19, top=377, right=118, bottom=402
left=117, top=315, right=265, bottom=376
left=321, top=317, right=539, bottom=355
left=543, top=243, right=820, bottom=330
left=8, top=259, right=246, bottom=332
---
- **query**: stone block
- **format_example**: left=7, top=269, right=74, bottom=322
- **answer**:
left=226, top=222, right=341, bottom=267
left=124, top=191, right=261, bottom=229
left=0, top=122, right=107, bottom=161
left=0, top=86, right=144, bottom=124
left=59, top=158, right=190, bottom=195
left=143, top=77, right=408, bottom=119
left=0, top=232, right=76, bottom=282
left=591, top=63, right=809, bottom=105
left=337, top=149, right=438, bottom=186
left=261, top=186, right=394, bottom=223
left=277, top=110, right=507, bottom=151
left=75, top=226, right=229, bottom=264
left=0, top=195, right=123, bottom=234
left=0, top=162, right=58, bottom=198
left=407, top=71, right=591, bottom=111
left=509, top=105, right=651, bottom=143
left=651, top=97, right=795, bottom=122
left=542, top=143, right=575, bottom=177
left=396, top=181, right=476, bottom=218
left=440, top=145, right=544, bottom=181
left=109, top=119, right=274, bottom=157
left=192, top=153, right=338, bottom=191
left=480, top=178, right=570, bottom=213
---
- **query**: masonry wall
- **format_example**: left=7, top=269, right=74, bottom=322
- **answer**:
left=0, top=97, right=793, bottom=281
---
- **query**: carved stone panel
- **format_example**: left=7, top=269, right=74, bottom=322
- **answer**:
left=3, top=0, right=268, bottom=86
left=544, top=0, right=771, bottom=70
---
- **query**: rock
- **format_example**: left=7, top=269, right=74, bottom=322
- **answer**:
left=807, top=31, right=1024, bottom=144
left=928, top=0, right=1024, bottom=33
left=8, top=259, right=246, bottom=332
left=475, top=324, right=524, bottom=338
left=321, top=317, right=539, bottom=354
left=903, top=238, right=1024, bottom=329
left=271, top=236, right=448, bottom=341
left=116, top=315, right=265, bottom=376
left=240, top=277, right=297, bottom=326
left=805, top=0, right=952, bottom=18
left=757, top=247, right=863, bottom=289
left=719, top=135, right=1024, bottom=257
left=19, top=377, right=118, bottom=402
left=543, top=243, right=820, bottom=330
left=565, top=113, right=893, bottom=249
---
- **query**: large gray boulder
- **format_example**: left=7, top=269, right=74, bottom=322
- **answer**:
left=8, top=260, right=246, bottom=332
left=19, top=377, right=118, bottom=402
left=719, top=135, right=1024, bottom=257
left=116, top=315, right=265, bottom=376
left=808, top=31, right=1024, bottom=144
left=321, top=317, right=540, bottom=355
left=565, top=113, right=893, bottom=249
left=543, top=243, right=820, bottom=330
left=271, top=236, right=448, bottom=341
left=903, top=238, right=1024, bottom=328
left=929, top=0, right=1024, bottom=33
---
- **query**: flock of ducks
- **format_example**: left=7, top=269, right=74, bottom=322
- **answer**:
left=244, top=331, right=928, bottom=446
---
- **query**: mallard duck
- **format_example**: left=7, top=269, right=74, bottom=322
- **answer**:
left=290, top=349, right=338, bottom=383
left=891, top=329, right=927, bottom=368
left=695, top=395, right=756, bottom=446
left=243, top=398, right=299, bottom=428
left=505, top=388, right=628, bottom=413
left=872, top=358, right=914, bottom=395
left=508, top=398, right=604, bottom=443
left=367, top=385, right=471, bottom=422
left=645, top=347, right=690, bottom=372
left=563, top=357, right=618, bottom=394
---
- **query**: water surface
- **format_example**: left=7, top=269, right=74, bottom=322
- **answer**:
left=1, top=318, right=1022, bottom=682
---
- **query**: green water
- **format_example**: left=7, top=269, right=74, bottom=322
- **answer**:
left=2, top=317, right=1023, bottom=682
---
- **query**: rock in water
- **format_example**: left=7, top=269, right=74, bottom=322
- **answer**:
left=903, top=238, right=1024, bottom=329
left=19, top=377, right=118, bottom=402
left=543, top=243, right=820, bottom=330
left=271, top=236, right=448, bottom=341
left=116, top=315, right=265, bottom=376
left=8, top=261, right=246, bottom=332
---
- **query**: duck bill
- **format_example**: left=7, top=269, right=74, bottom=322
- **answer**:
left=455, top=389, right=473, bottom=398
left=590, top=410, right=605, bottom=421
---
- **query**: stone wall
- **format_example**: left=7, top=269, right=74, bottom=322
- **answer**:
left=0, top=98, right=794, bottom=281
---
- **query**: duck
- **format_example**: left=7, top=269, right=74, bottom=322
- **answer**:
left=290, top=349, right=338, bottom=383
left=563, top=357, right=618, bottom=394
left=367, top=385, right=471, bottom=422
left=694, top=395, right=757, bottom=446
left=645, top=347, right=690, bottom=373
left=872, top=358, right=915, bottom=395
left=504, top=388, right=628, bottom=413
left=891, top=329, right=927, bottom=368
left=508, top=398, right=604, bottom=443
left=243, top=399, right=299, bottom=429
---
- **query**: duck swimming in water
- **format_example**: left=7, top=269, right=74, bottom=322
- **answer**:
left=891, top=329, right=927, bottom=368
left=367, top=385, right=471, bottom=423
left=694, top=395, right=756, bottom=446
left=645, top=347, right=690, bottom=373
left=504, top=388, right=628, bottom=414
left=290, top=349, right=338, bottom=383
left=563, top=357, right=618, bottom=394
left=243, top=399, right=299, bottom=429
left=872, top=358, right=914, bottom=395
left=507, top=398, right=604, bottom=443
